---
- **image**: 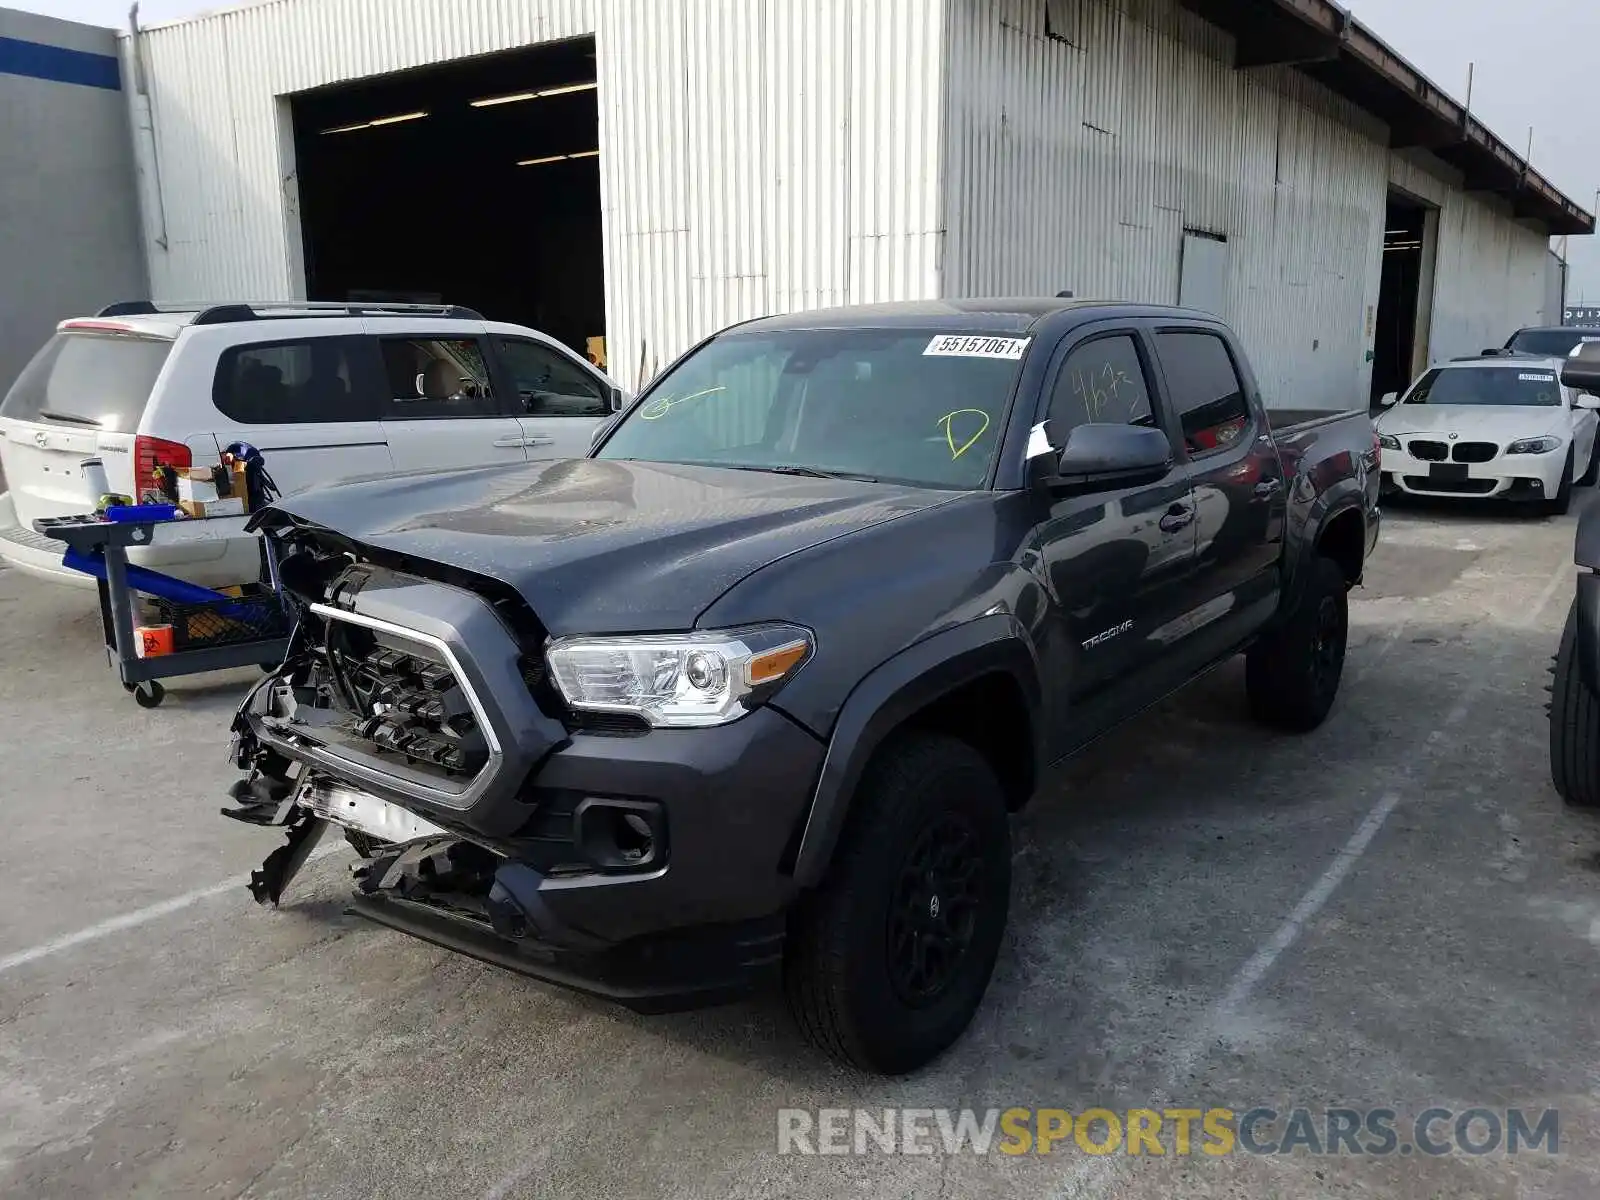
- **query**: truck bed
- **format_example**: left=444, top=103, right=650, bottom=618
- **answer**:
left=1266, top=407, right=1373, bottom=436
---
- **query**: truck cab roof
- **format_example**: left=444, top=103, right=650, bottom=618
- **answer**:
left=734, top=298, right=1224, bottom=335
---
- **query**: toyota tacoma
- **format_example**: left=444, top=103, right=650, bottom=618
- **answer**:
left=226, top=299, right=1381, bottom=1073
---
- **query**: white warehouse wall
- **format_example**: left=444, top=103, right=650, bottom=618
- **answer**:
left=596, top=0, right=945, bottom=386
left=939, top=0, right=1554, bottom=410
left=127, top=0, right=595, bottom=303
left=125, top=0, right=946, bottom=390
left=1387, top=150, right=1550, bottom=365
left=127, top=0, right=1555, bottom=401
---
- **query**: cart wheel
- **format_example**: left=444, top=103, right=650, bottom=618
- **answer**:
left=133, top=681, right=166, bottom=709
left=121, top=680, right=138, bottom=694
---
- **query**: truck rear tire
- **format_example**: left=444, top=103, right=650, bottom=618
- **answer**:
left=784, top=733, right=1011, bottom=1074
left=1246, top=555, right=1348, bottom=733
left=1550, top=600, right=1600, bottom=809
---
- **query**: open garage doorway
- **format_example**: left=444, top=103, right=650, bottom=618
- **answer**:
left=1371, top=189, right=1437, bottom=408
left=289, top=37, right=606, bottom=366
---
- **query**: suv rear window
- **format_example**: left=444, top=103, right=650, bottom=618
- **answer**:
left=0, top=333, right=172, bottom=433
left=214, top=337, right=371, bottom=425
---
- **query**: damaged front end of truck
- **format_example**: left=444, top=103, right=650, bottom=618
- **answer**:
left=221, top=513, right=801, bottom=1011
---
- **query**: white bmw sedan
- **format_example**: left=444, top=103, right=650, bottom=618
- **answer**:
left=1375, top=356, right=1600, bottom=515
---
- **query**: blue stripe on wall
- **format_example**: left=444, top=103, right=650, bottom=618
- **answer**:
left=0, top=36, right=121, bottom=91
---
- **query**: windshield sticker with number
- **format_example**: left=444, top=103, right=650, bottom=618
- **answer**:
left=1519, top=373, right=1556, bottom=382
left=923, top=335, right=1031, bottom=360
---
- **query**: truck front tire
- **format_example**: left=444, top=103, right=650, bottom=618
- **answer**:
left=1549, top=600, right=1600, bottom=809
left=1246, top=555, right=1348, bottom=733
left=784, top=733, right=1011, bottom=1074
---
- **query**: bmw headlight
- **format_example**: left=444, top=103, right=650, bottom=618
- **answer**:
left=1377, top=433, right=1401, bottom=451
left=1507, top=436, right=1562, bottom=455
left=546, top=624, right=813, bottom=727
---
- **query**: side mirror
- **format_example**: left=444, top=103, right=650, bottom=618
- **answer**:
left=1044, top=424, right=1172, bottom=493
left=589, top=412, right=620, bottom=451
left=1562, top=343, right=1600, bottom=397
left=1575, top=393, right=1600, bottom=412
left=1379, top=391, right=1399, bottom=408
left=608, top=386, right=627, bottom=413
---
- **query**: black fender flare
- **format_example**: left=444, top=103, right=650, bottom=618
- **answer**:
left=788, top=613, right=1042, bottom=888
left=1574, top=503, right=1600, bottom=693
left=1576, top=574, right=1600, bottom=696
left=1278, top=492, right=1368, bottom=620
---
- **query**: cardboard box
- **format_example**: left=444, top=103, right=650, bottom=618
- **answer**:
left=179, top=495, right=246, bottom=520
left=177, top=472, right=219, bottom=505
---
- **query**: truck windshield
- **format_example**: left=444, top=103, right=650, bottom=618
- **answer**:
left=1506, top=328, right=1600, bottom=356
left=594, top=328, right=1032, bottom=489
left=1402, top=366, right=1563, bottom=408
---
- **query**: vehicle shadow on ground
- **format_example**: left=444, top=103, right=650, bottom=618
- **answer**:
left=1382, top=490, right=1590, bottom=525
left=547, top=616, right=1579, bottom=1093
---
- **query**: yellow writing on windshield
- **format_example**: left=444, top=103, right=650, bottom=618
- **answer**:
left=639, top=385, right=728, bottom=420
left=939, top=409, right=991, bottom=460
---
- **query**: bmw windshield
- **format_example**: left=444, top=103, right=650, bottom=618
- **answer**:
left=1401, top=367, right=1563, bottom=408
left=595, top=328, right=1032, bottom=489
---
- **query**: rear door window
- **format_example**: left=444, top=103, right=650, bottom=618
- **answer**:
left=1, top=333, right=172, bottom=434
left=213, top=337, right=374, bottom=425
left=1153, top=331, right=1252, bottom=456
left=380, top=337, right=500, bottom=419
left=495, top=337, right=609, bottom=417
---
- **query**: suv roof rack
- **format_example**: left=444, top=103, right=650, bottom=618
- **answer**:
left=94, top=300, right=484, bottom=323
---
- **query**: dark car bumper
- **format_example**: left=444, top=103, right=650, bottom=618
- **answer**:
left=347, top=891, right=786, bottom=1013
left=233, top=701, right=826, bottom=1009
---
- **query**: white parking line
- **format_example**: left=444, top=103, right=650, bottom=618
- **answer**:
left=1056, top=549, right=1572, bottom=1197
left=1218, top=790, right=1401, bottom=1013
left=0, top=841, right=344, bottom=977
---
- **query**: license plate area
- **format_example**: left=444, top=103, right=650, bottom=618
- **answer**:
left=1428, top=463, right=1469, bottom=483
left=299, top=779, right=449, bottom=845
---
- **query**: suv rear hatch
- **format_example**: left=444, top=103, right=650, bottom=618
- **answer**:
left=0, top=327, right=175, bottom=526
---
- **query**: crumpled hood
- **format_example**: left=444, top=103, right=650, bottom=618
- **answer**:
left=1375, top=404, right=1568, bottom=443
left=259, top=458, right=957, bottom=635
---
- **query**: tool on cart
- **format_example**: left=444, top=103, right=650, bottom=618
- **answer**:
left=223, top=441, right=282, bottom=510
left=35, top=448, right=291, bottom=708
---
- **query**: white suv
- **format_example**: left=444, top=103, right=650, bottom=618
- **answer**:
left=0, top=302, right=623, bottom=588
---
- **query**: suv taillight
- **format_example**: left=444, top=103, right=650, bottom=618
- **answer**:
left=133, top=435, right=192, bottom=497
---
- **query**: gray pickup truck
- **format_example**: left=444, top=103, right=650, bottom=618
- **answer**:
left=225, top=298, right=1381, bottom=1072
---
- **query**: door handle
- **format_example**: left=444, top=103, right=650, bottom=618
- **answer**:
left=1252, top=479, right=1284, bottom=500
left=492, top=436, right=525, bottom=448
left=1159, top=503, right=1195, bottom=534
left=523, top=437, right=555, bottom=446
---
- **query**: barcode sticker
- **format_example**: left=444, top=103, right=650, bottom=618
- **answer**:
left=1519, top=373, right=1556, bottom=382
left=924, top=335, right=1031, bottom=360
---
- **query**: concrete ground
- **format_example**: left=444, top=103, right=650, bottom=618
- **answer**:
left=2, top=494, right=1598, bottom=1200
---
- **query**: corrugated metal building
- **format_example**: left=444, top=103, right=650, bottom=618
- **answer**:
left=124, top=0, right=1592, bottom=410
left=0, top=8, right=146, bottom=405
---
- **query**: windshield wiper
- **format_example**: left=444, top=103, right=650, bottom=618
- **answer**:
left=729, top=464, right=884, bottom=483
left=36, top=409, right=102, bottom=427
